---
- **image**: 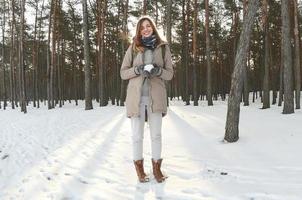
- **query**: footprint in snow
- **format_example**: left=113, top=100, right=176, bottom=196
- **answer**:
left=78, top=178, right=89, bottom=184
left=22, top=178, right=30, bottom=183
left=2, top=154, right=9, bottom=160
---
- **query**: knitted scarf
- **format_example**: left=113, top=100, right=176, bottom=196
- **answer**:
left=142, top=34, right=157, bottom=50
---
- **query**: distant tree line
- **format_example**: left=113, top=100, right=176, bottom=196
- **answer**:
left=0, top=0, right=300, bottom=119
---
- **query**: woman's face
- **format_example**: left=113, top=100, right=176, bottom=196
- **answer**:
left=140, top=19, right=153, bottom=38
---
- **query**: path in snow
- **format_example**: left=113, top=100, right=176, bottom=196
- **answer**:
left=0, top=101, right=301, bottom=200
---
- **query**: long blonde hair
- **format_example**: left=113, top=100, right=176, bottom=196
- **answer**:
left=133, top=16, right=164, bottom=52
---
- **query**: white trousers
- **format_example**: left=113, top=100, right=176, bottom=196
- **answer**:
left=131, top=96, right=162, bottom=161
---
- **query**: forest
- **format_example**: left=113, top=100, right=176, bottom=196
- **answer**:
left=0, top=0, right=300, bottom=139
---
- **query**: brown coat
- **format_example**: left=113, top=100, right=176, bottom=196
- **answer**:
left=120, top=42, right=174, bottom=118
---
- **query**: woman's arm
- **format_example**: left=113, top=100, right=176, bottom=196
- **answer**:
left=158, top=45, right=173, bottom=81
left=120, top=45, right=138, bottom=80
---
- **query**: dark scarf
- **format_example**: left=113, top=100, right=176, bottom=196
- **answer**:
left=142, top=34, right=157, bottom=50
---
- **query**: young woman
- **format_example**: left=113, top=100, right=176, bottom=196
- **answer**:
left=120, top=16, right=173, bottom=183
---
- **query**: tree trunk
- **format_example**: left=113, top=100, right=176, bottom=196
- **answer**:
left=262, top=0, right=270, bottom=109
left=143, top=0, right=147, bottom=15
left=282, top=0, right=294, bottom=114
left=1, top=0, right=7, bottom=109
left=69, top=4, right=78, bottom=106
left=205, top=0, right=213, bottom=106
left=166, top=0, right=172, bottom=103
left=242, top=0, right=249, bottom=106
left=82, top=0, right=93, bottom=110
left=182, top=0, right=190, bottom=105
left=9, top=0, right=16, bottom=109
left=32, top=0, right=39, bottom=108
left=193, top=0, right=198, bottom=106
left=119, top=0, right=129, bottom=107
left=19, top=0, right=27, bottom=113
left=224, top=0, right=259, bottom=142
left=293, top=0, right=301, bottom=109
left=98, top=0, right=107, bottom=106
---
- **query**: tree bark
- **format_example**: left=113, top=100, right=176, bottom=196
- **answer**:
left=119, top=0, right=129, bottom=107
left=1, top=0, right=7, bottom=109
left=224, top=0, right=259, bottom=142
left=242, top=0, right=249, bottom=106
left=193, top=0, right=198, bottom=106
left=143, top=0, right=147, bottom=15
left=205, top=0, right=213, bottom=106
left=282, top=0, right=294, bottom=114
left=82, top=0, right=93, bottom=110
left=98, top=0, right=107, bottom=106
left=293, top=0, right=301, bottom=109
left=262, top=0, right=270, bottom=109
left=9, top=0, right=16, bottom=109
left=19, top=0, right=27, bottom=113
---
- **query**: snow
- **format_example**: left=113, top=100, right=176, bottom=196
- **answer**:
left=0, top=99, right=301, bottom=200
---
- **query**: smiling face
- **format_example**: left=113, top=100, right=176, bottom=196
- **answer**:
left=140, top=19, right=154, bottom=38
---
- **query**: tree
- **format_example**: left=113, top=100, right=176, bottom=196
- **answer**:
left=119, top=0, right=129, bottom=107
left=193, top=0, right=198, bottom=106
left=19, top=0, right=27, bottom=113
left=262, top=0, right=270, bottom=109
left=97, top=0, right=108, bottom=106
left=293, top=0, right=300, bottom=109
left=82, top=0, right=93, bottom=110
left=205, top=0, right=213, bottom=106
left=1, top=0, right=7, bottom=110
left=281, top=0, right=294, bottom=114
left=181, top=0, right=190, bottom=105
left=143, top=0, right=147, bottom=15
left=242, top=0, right=249, bottom=106
left=224, top=0, right=259, bottom=143
left=9, top=0, right=16, bottom=109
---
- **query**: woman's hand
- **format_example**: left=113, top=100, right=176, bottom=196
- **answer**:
left=150, top=64, right=162, bottom=77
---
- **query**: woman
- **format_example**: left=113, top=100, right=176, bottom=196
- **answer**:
left=120, top=16, right=173, bottom=183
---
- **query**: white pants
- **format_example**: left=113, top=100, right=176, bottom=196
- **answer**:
left=131, top=96, right=162, bottom=161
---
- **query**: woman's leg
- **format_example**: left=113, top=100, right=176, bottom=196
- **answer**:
left=131, top=112, right=145, bottom=161
left=148, top=112, right=162, bottom=160
left=131, top=97, right=148, bottom=161
left=148, top=111, right=167, bottom=183
left=131, top=97, right=150, bottom=182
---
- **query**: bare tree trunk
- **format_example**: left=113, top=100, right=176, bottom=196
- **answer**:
left=278, top=47, right=284, bottom=106
left=205, top=0, right=213, bottom=106
left=243, top=0, right=249, bottom=106
left=166, top=0, right=172, bottom=103
left=68, top=3, right=78, bottom=105
left=143, top=0, right=147, bottom=15
left=98, top=0, right=107, bottom=106
left=262, top=0, right=270, bottom=109
left=293, top=0, right=301, bottom=109
left=224, top=0, right=259, bottom=142
left=1, top=0, right=7, bottom=109
left=32, top=0, right=39, bottom=107
left=182, top=0, right=190, bottom=105
left=47, top=0, right=54, bottom=109
left=19, top=0, right=27, bottom=113
left=282, top=0, right=294, bottom=114
left=9, top=0, right=16, bottom=109
left=120, top=0, right=129, bottom=107
left=193, top=0, right=198, bottom=106
left=82, top=0, right=93, bottom=110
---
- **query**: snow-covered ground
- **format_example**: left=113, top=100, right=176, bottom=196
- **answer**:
left=0, top=99, right=301, bottom=200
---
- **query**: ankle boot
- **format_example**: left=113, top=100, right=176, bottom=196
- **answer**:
left=152, top=158, right=167, bottom=183
left=134, top=159, right=149, bottom=183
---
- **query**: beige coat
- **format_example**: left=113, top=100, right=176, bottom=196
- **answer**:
left=120, top=42, right=174, bottom=118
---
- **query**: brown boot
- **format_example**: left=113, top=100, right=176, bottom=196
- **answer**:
left=152, top=158, right=168, bottom=183
left=134, top=159, right=149, bottom=183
